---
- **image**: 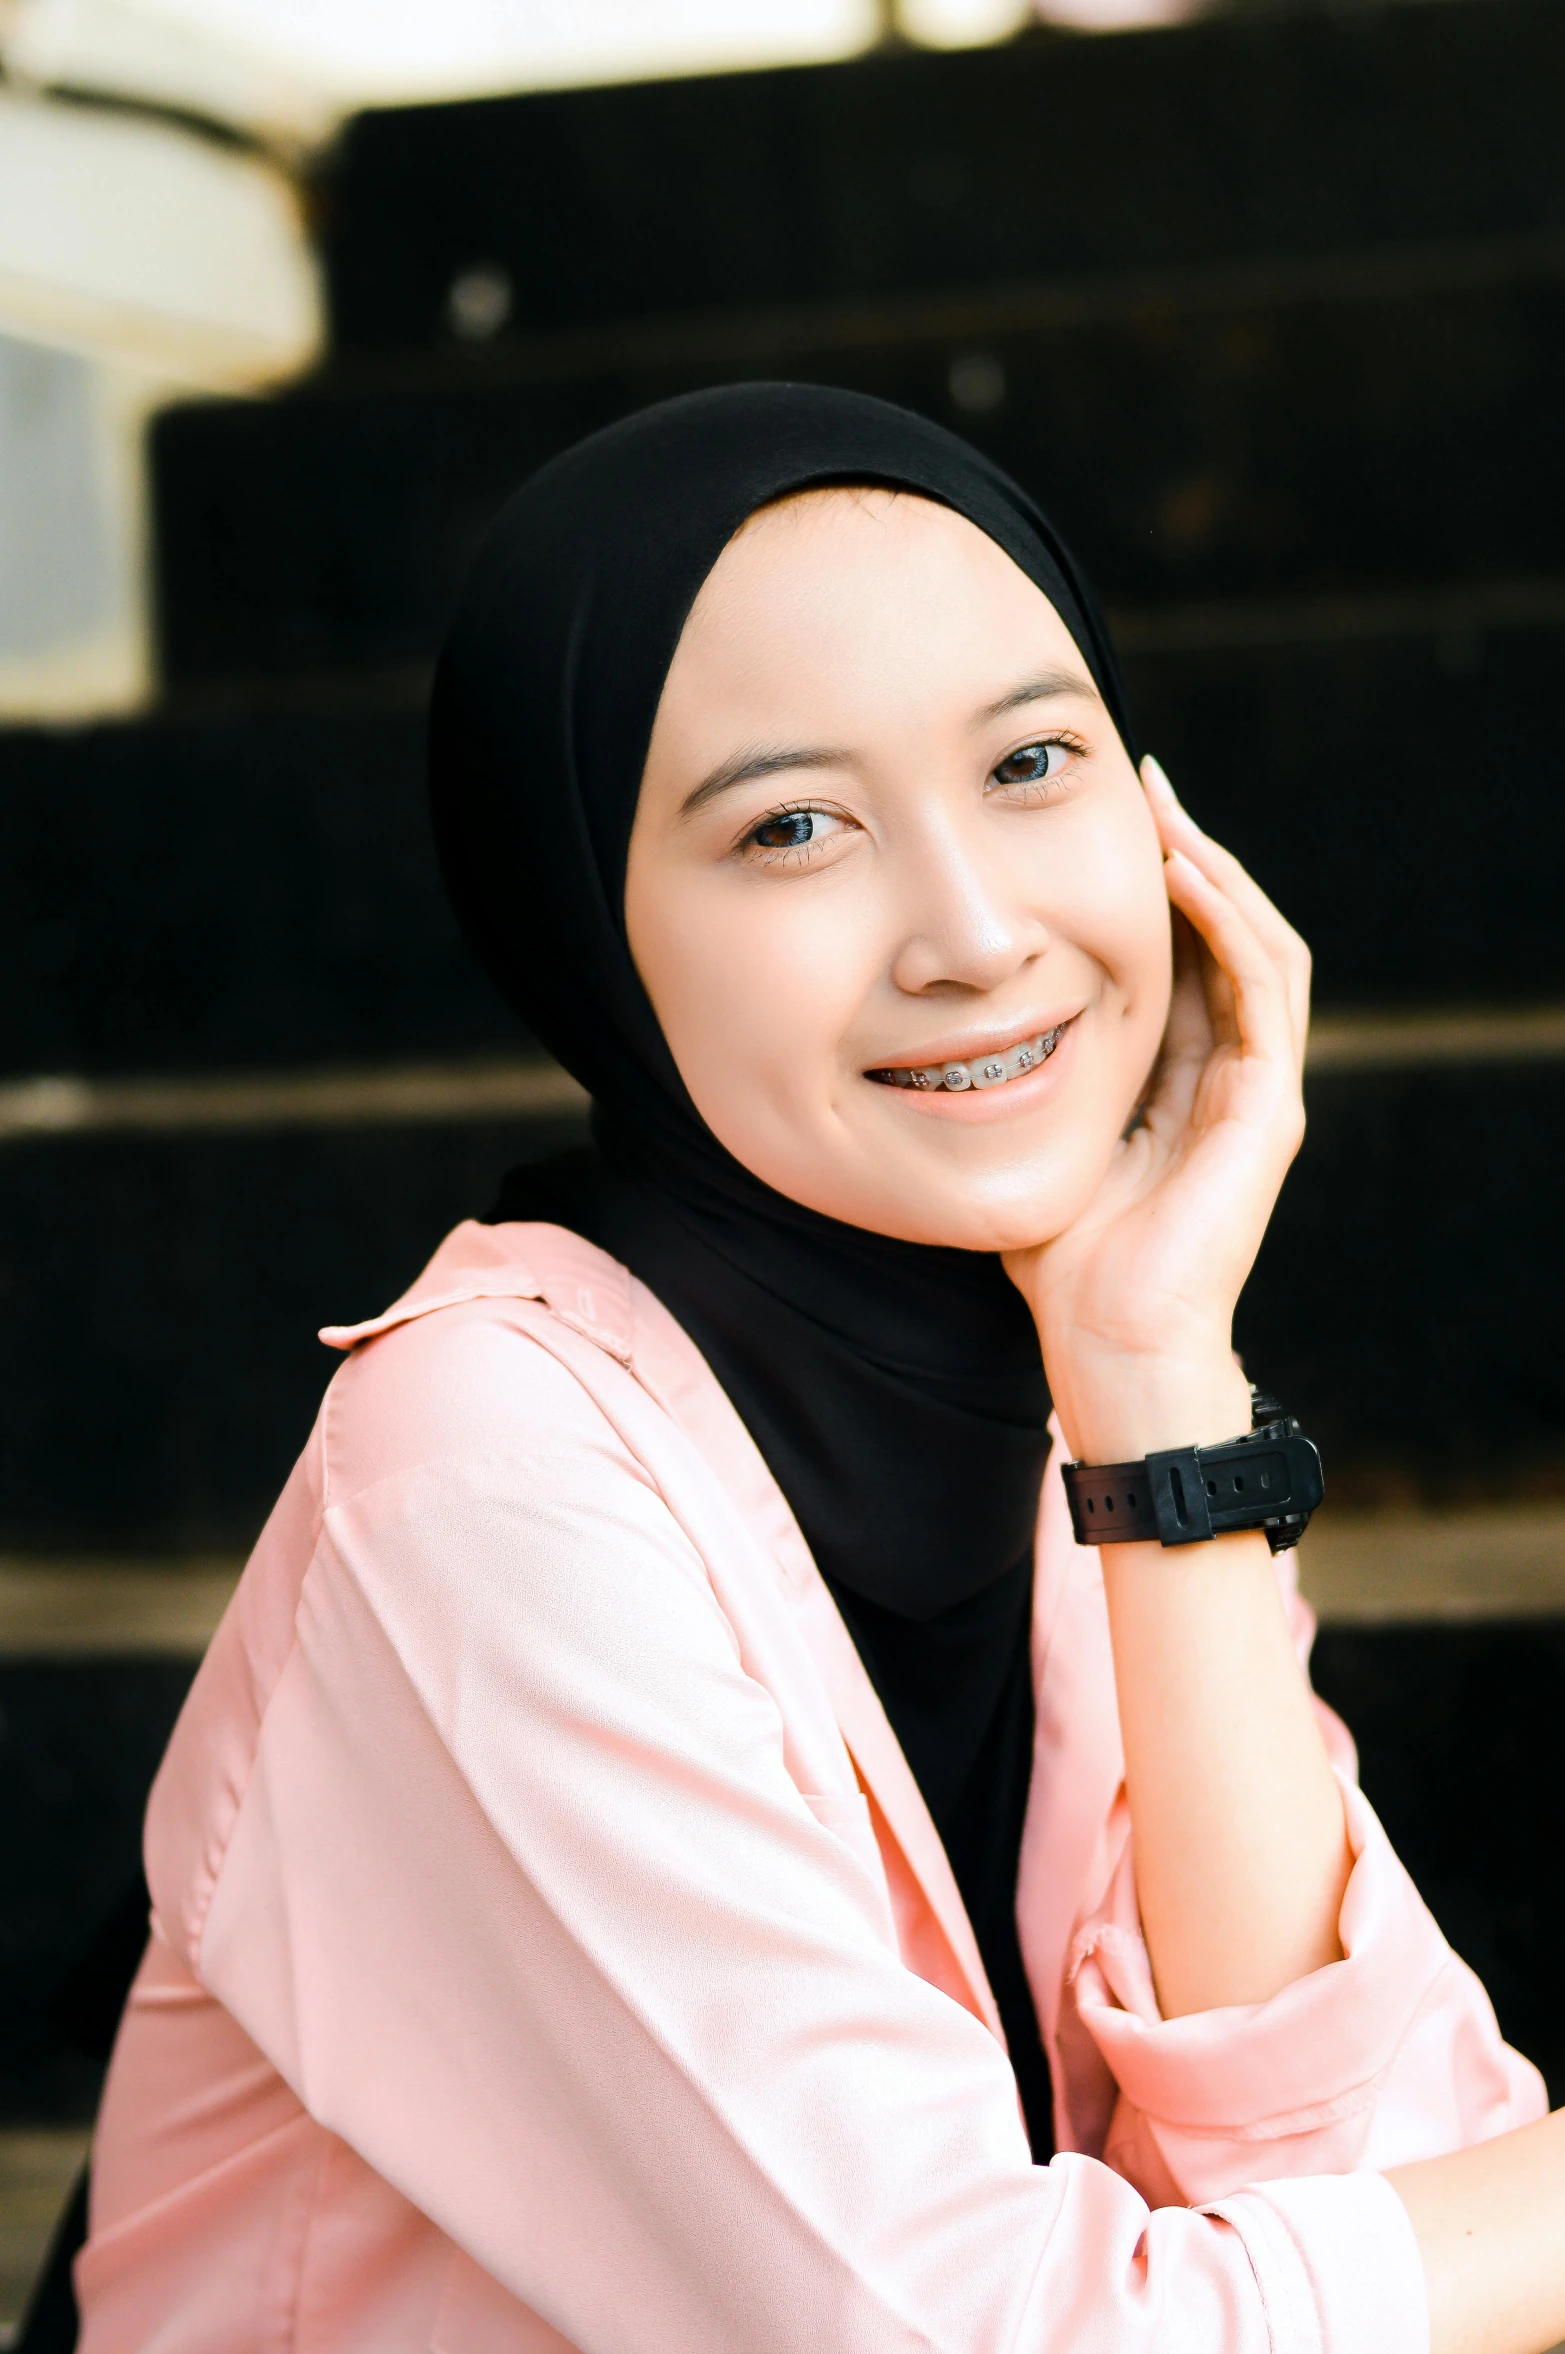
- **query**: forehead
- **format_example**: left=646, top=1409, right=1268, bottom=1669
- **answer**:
left=670, top=485, right=1081, bottom=691
left=721, top=480, right=1030, bottom=583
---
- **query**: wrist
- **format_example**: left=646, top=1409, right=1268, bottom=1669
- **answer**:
left=1055, top=1353, right=1254, bottom=1466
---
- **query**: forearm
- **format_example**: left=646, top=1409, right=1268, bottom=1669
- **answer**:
left=1388, top=2107, right=1565, bottom=2354
left=1064, top=1353, right=1350, bottom=2019
left=1102, top=1528, right=1349, bottom=2016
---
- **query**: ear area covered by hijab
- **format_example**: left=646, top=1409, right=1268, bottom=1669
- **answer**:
left=429, top=384, right=1139, bottom=2160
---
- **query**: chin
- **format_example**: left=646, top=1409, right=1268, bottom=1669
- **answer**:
left=885, top=1146, right=1117, bottom=1252
left=917, top=1202, right=1073, bottom=1254
left=819, top=1172, right=1090, bottom=1255
left=721, top=1121, right=1109, bottom=1253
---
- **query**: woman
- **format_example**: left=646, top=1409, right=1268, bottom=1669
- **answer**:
left=77, top=386, right=1565, bottom=2352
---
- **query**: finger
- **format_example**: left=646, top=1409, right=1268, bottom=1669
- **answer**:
left=1142, top=756, right=1304, bottom=969
left=1142, top=757, right=1311, bottom=1044
left=1166, top=904, right=1215, bottom=1050
left=1163, top=848, right=1299, bottom=1072
left=1144, top=909, right=1215, bottom=1129
left=1170, top=870, right=1242, bottom=1057
left=1143, top=776, right=1308, bottom=1064
left=1164, top=850, right=1296, bottom=1079
left=1155, top=837, right=1243, bottom=1062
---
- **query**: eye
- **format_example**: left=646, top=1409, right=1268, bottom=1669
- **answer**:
left=743, top=805, right=850, bottom=861
left=991, top=738, right=1074, bottom=791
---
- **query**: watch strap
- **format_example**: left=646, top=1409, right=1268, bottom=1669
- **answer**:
left=1063, top=1417, right=1324, bottom=1552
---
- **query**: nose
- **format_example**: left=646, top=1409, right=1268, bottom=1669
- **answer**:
left=887, top=821, right=1050, bottom=998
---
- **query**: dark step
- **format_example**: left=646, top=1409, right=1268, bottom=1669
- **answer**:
left=0, top=1059, right=1561, bottom=1553
left=0, top=1110, right=588, bottom=1554
left=1128, top=615, right=1565, bottom=1015
left=1238, top=1059, right=1565, bottom=1508
left=5, top=1624, right=1564, bottom=2120
left=1307, top=1620, right=1565, bottom=2106
left=0, top=690, right=519, bottom=1079
left=314, top=0, right=1565, bottom=358
left=150, top=267, right=1565, bottom=687
left=6, top=613, right=1563, bottom=1083
left=1, top=1660, right=196, bottom=2123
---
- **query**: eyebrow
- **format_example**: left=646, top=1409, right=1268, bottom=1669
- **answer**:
left=974, top=668, right=1101, bottom=727
left=677, top=744, right=850, bottom=820
left=676, top=668, right=1100, bottom=818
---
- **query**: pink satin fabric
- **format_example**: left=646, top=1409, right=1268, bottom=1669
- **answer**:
left=77, top=1221, right=1543, bottom=2352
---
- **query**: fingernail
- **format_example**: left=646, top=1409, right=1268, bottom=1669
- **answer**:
left=1141, top=753, right=1179, bottom=801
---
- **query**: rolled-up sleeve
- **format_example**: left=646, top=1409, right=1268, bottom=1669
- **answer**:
left=162, top=1333, right=1439, bottom=2354
left=1062, top=1569, right=1546, bottom=2209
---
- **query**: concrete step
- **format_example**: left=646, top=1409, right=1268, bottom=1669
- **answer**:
left=0, top=1052, right=1560, bottom=1548
left=0, top=1105, right=589, bottom=1552
left=1238, top=1055, right=1565, bottom=1506
left=8, top=1504, right=1565, bottom=1659
left=1130, top=612, right=1565, bottom=1012
left=0, top=688, right=513, bottom=1080
left=0, top=2128, right=90, bottom=2347
left=0, top=1658, right=196, bottom=2123
left=312, top=0, right=1565, bottom=356
left=149, top=268, right=1565, bottom=686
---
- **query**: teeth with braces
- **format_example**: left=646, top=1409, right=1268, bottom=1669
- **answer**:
left=872, top=1024, right=1065, bottom=1093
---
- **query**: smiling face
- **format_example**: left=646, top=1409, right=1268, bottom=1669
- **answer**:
left=624, top=486, right=1174, bottom=1252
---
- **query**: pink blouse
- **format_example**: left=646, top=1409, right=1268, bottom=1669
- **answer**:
left=77, top=1220, right=1544, bottom=2352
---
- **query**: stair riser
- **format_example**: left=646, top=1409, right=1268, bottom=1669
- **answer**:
left=0, top=1063, right=1557, bottom=1552
left=152, top=275, right=1565, bottom=685
left=6, top=617, right=1563, bottom=1079
left=317, top=2, right=1565, bottom=353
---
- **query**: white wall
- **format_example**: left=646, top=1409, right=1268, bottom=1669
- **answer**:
left=0, top=336, right=172, bottom=716
left=0, top=87, right=319, bottom=717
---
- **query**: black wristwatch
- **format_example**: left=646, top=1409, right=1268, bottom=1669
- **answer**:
left=1062, top=1388, right=1324, bottom=1555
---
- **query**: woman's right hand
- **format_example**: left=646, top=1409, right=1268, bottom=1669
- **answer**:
left=1004, top=753, right=1310, bottom=1469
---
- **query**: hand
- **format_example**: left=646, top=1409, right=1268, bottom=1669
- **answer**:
left=1004, top=755, right=1311, bottom=1464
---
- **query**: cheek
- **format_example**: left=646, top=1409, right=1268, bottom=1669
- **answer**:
left=635, top=876, right=872, bottom=1137
left=1063, top=794, right=1173, bottom=1017
left=1110, top=861, right=1175, bottom=1040
left=1017, top=795, right=1171, bottom=1162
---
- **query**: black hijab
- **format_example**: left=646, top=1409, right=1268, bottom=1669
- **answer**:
left=430, top=384, right=1138, bottom=2157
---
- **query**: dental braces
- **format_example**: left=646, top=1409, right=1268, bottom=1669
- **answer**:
left=871, top=1024, right=1065, bottom=1094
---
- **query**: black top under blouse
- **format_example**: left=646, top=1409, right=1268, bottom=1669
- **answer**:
left=826, top=1563, right=1053, bottom=2156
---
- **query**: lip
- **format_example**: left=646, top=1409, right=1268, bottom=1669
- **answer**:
left=863, top=1009, right=1085, bottom=1076
left=864, top=1011, right=1083, bottom=1122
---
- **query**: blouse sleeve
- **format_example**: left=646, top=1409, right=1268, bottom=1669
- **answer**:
left=161, top=1326, right=1432, bottom=2354
left=1061, top=1553, right=1548, bottom=2209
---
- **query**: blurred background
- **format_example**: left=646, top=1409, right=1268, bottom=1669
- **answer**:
left=2, top=0, right=1564, bottom=2332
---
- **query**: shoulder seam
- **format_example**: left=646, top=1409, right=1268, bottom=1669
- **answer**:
left=316, top=1300, right=639, bottom=1517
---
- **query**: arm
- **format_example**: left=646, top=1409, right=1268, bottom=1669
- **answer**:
left=1009, top=755, right=1348, bottom=2019
left=1094, top=1485, right=1349, bottom=2019
left=1036, top=1403, right=1546, bottom=2205
left=1390, top=2109, right=1565, bottom=2354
